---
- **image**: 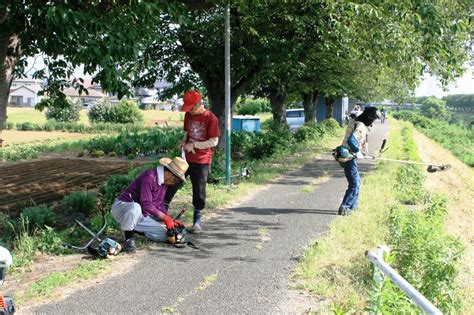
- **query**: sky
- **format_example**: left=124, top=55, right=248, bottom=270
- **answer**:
left=415, top=64, right=473, bottom=98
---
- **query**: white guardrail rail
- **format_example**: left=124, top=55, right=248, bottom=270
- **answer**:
left=366, top=245, right=442, bottom=315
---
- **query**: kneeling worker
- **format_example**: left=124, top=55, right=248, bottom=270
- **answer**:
left=112, top=157, right=189, bottom=253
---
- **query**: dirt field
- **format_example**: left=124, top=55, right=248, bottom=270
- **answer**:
left=0, top=158, right=139, bottom=214
left=1, top=130, right=93, bottom=146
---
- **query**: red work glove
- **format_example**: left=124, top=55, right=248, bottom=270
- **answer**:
left=162, top=215, right=175, bottom=230
left=174, top=220, right=183, bottom=227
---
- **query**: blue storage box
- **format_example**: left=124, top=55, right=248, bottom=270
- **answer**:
left=232, top=115, right=261, bottom=132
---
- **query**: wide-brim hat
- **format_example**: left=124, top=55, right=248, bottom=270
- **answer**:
left=181, top=90, right=202, bottom=112
left=159, top=157, right=189, bottom=182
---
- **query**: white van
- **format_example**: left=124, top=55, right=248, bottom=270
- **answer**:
left=285, top=109, right=305, bottom=131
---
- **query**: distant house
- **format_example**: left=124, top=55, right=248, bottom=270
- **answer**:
left=8, top=78, right=44, bottom=106
left=63, top=87, right=108, bottom=106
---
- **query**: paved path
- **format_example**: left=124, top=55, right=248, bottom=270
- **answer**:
left=31, top=121, right=388, bottom=314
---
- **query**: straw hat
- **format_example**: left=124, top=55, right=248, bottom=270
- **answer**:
left=159, top=157, right=189, bottom=182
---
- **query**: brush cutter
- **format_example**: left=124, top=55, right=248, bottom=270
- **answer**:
left=371, top=139, right=451, bottom=173
left=167, top=209, right=199, bottom=249
left=66, top=199, right=121, bottom=258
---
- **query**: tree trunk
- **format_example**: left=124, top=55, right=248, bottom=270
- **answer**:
left=302, top=90, right=318, bottom=123
left=269, top=88, right=287, bottom=124
left=325, top=96, right=335, bottom=120
left=0, top=28, right=20, bottom=145
left=206, top=82, right=226, bottom=149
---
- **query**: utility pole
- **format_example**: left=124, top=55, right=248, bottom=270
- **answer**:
left=224, top=3, right=231, bottom=186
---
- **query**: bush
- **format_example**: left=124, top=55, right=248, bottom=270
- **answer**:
left=88, top=99, right=143, bottom=124
left=88, top=99, right=113, bottom=123
left=294, top=122, right=326, bottom=142
left=21, top=205, right=56, bottom=229
left=231, top=131, right=256, bottom=154
left=100, top=175, right=132, bottom=206
left=109, top=99, right=143, bottom=124
left=44, top=97, right=82, bottom=122
left=37, top=226, right=72, bottom=255
left=62, top=191, right=98, bottom=216
left=420, top=97, right=451, bottom=121
left=4, top=121, right=14, bottom=129
left=236, top=98, right=270, bottom=115
left=247, top=122, right=293, bottom=160
left=388, top=197, right=464, bottom=313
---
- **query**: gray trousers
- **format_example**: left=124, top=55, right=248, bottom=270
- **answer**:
left=111, top=199, right=167, bottom=242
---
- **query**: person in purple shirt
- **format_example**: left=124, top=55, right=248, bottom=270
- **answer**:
left=111, top=157, right=189, bottom=253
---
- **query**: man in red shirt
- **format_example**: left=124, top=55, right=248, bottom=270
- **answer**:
left=165, top=90, right=220, bottom=233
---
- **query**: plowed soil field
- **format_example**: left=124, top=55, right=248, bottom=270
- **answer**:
left=0, top=158, right=137, bottom=214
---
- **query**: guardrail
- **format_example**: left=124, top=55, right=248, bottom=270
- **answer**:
left=366, top=246, right=442, bottom=315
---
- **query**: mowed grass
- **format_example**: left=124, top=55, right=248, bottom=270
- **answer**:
left=6, top=107, right=273, bottom=128
left=6, top=107, right=184, bottom=127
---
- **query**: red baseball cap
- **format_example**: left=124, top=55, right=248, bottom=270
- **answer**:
left=181, top=90, right=202, bottom=112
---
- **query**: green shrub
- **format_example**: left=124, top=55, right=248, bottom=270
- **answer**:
left=231, top=131, right=256, bottom=154
left=4, top=121, right=14, bottom=129
left=237, top=99, right=262, bottom=115
left=395, top=165, right=425, bottom=204
left=21, top=205, right=56, bottom=229
left=109, top=99, right=143, bottom=124
left=90, top=211, right=120, bottom=232
left=0, top=212, right=15, bottom=244
left=247, top=122, right=294, bottom=160
left=62, top=191, right=98, bottom=216
left=321, top=118, right=340, bottom=131
left=88, top=99, right=113, bottom=123
left=387, top=197, right=464, bottom=313
left=100, top=175, right=132, bottom=206
left=85, top=135, right=117, bottom=154
left=294, top=122, right=326, bottom=142
left=37, top=226, right=73, bottom=255
left=44, top=97, right=82, bottom=122
left=44, top=120, right=55, bottom=131
left=17, top=122, right=38, bottom=131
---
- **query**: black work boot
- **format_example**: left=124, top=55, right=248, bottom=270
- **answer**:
left=123, top=239, right=136, bottom=253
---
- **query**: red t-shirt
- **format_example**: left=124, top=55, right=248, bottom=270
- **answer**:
left=184, top=110, right=220, bottom=164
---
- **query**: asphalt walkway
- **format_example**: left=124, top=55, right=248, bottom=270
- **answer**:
left=31, top=121, right=388, bottom=314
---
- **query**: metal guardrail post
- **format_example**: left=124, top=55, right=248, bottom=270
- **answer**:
left=366, top=246, right=442, bottom=315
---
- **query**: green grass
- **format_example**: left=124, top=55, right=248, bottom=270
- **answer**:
left=15, top=259, right=108, bottom=305
left=293, top=120, right=407, bottom=312
left=6, top=107, right=89, bottom=125
left=6, top=107, right=185, bottom=127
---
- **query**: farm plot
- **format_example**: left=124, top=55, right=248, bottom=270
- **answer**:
left=0, top=158, right=136, bottom=214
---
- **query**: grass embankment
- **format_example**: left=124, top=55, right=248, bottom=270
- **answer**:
left=294, top=119, right=467, bottom=313
left=6, top=121, right=343, bottom=308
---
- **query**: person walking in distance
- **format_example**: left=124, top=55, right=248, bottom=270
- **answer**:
left=165, top=90, right=220, bottom=234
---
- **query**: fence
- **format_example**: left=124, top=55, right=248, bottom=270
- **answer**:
left=366, top=245, right=442, bottom=315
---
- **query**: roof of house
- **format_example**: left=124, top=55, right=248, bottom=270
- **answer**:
left=63, top=87, right=107, bottom=98
left=9, top=85, right=42, bottom=94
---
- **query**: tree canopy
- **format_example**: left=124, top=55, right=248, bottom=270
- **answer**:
left=1, top=1, right=471, bottom=141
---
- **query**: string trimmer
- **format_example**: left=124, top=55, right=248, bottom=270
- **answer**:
left=371, top=139, right=451, bottom=173
left=66, top=199, right=121, bottom=258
